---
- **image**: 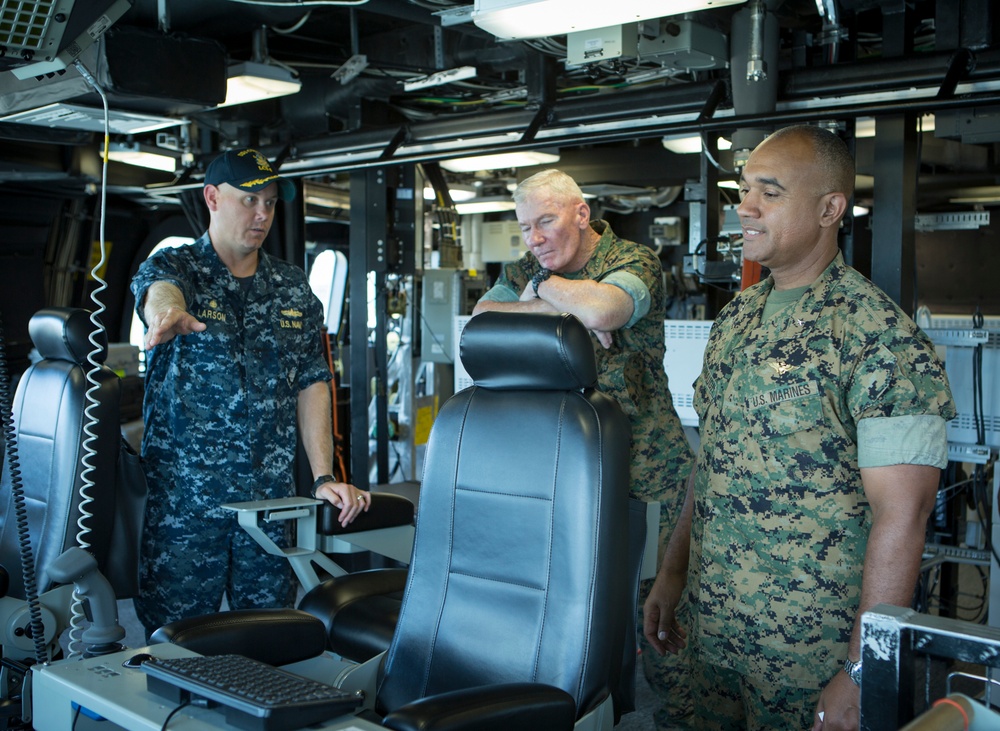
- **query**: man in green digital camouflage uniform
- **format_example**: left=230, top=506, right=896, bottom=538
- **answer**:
left=644, top=125, right=955, bottom=731
left=474, top=168, right=696, bottom=726
left=132, top=149, right=371, bottom=636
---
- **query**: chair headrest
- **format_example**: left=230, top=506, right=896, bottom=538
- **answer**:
left=459, top=312, right=597, bottom=391
left=29, top=307, right=108, bottom=365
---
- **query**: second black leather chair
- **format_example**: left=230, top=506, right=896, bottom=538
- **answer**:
left=153, top=311, right=633, bottom=730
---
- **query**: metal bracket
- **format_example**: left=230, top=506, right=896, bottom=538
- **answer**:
left=332, top=54, right=368, bottom=85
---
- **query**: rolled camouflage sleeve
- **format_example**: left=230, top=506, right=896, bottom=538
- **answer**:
left=846, top=327, right=956, bottom=424
left=130, top=247, right=197, bottom=326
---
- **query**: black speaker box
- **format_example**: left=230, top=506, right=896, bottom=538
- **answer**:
left=101, top=26, right=227, bottom=107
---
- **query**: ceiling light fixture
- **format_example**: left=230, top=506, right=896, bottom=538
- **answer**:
left=855, top=114, right=936, bottom=138
left=441, top=149, right=560, bottom=173
left=218, top=26, right=302, bottom=108
left=662, top=135, right=733, bottom=154
left=0, top=103, right=184, bottom=134
left=454, top=196, right=518, bottom=215
left=107, top=142, right=179, bottom=172
left=220, top=61, right=302, bottom=107
left=424, top=184, right=478, bottom=202
left=471, top=0, right=745, bottom=40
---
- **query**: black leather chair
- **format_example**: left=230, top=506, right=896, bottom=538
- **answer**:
left=0, top=307, right=122, bottom=661
left=153, top=311, right=633, bottom=730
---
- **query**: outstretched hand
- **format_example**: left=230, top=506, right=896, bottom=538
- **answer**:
left=145, top=306, right=206, bottom=349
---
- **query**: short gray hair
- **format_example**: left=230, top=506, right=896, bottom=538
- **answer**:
left=512, top=169, right=585, bottom=206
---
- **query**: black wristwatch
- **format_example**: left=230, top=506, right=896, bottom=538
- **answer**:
left=530, top=268, right=552, bottom=298
left=311, top=474, right=335, bottom=497
left=843, top=657, right=862, bottom=686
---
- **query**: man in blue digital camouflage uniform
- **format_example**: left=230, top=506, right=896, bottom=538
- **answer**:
left=131, top=148, right=370, bottom=636
left=473, top=168, right=696, bottom=726
left=644, top=125, right=955, bottom=731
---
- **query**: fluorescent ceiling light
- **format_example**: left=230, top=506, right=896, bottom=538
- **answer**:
left=0, top=103, right=183, bottom=134
left=455, top=197, right=518, bottom=215
left=472, top=0, right=746, bottom=40
left=947, top=185, right=1000, bottom=204
left=853, top=206, right=870, bottom=217
left=303, top=181, right=350, bottom=210
left=424, top=184, right=478, bottom=201
left=856, top=114, right=935, bottom=137
left=949, top=196, right=1000, bottom=205
left=107, top=142, right=178, bottom=172
left=662, top=135, right=732, bottom=154
left=304, top=194, right=350, bottom=210
left=441, top=150, right=560, bottom=173
left=220, top=61, right=302, bottom=107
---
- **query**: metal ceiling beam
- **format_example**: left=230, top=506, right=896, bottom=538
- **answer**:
left=781, top=47, right=1000, bottom=99
left=134, top=47, right=1000, bottom=191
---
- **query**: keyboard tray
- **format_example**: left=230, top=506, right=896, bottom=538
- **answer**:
left=142, top=653, right=360, bottom=731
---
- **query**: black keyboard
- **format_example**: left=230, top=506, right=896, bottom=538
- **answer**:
left=141, top=654, right=360, bottom=731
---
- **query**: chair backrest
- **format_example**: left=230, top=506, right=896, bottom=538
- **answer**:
left=376, top=311, right=631, bottom=718
left=0, top=308, right=120, bottom=599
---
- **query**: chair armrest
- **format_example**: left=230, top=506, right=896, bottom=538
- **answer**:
left=221, top=495, right=415, bottom=586
left=299, top=568, right=407, bottom=663
left=149, top=608, right=327, bottom=666
left=319, top=492, right=414, bottom=535
left=381, top=682, right=576, bottom=731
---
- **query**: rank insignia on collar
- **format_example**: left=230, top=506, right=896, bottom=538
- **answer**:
left=795, top=318, right=805, bottom=326
left=767, top=360, right=798, bottom=376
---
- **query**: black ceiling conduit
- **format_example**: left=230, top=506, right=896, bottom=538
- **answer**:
left=139, top=47, right=1000, bottom=191
left=379, top=124, right=411, bottom=160
left=520, top=104, right=554, bottom=144
left=780, top=46, right=1000, bottom=99
left=937, top=48, right=977, bottom=98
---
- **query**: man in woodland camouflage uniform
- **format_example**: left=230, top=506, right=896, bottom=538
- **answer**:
left=131, top=149, right=370, bottom=636
left=473, top=168, right=696, bottom=726
left=644, top=125, right=955, bottom=731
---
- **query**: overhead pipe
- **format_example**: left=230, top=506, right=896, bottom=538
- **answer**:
left=814, top=0, right=843, bottom=64
left=746, top=0, right=768, bottom=82
left=730, top=0, right=779, bottom=170
left=154, top=87, right=1000, bottom=188
left=279, top=46, right=1000, bottom=167
left=144, top=48, right=1000, bottom=187
left=294, top=89, right=1000, bottom=175
left=781, top=47, right=1000, bottom=99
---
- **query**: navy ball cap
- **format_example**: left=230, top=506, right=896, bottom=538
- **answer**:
left=205, top=148, right=295, bottom=201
